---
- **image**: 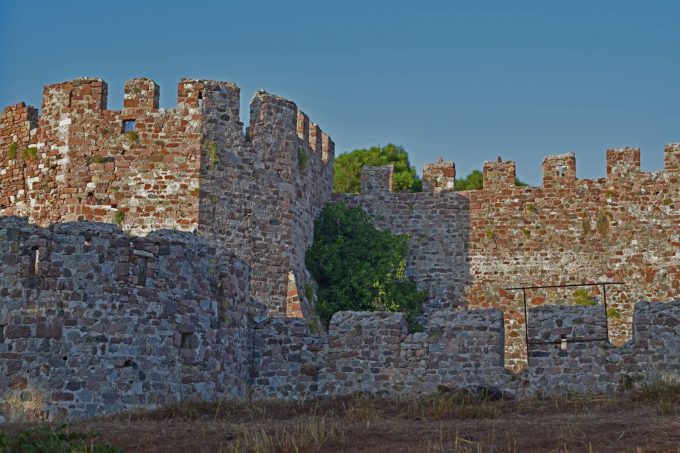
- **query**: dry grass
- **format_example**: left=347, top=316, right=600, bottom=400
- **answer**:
left=222, top=416, right=342, bottom=453
left=3, top=389, right=680, bottom=452
left=629, top=371, right=680, bottom=415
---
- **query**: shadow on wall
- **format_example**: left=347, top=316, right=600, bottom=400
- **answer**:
left=195, top=81, right=335, bottom=319
left=0, top=217, right=253, bottom=423
left=333, top=148, right=680, bottom=371
left=335, top=164, right=473, bottom=316
left=251, top=301, right=680, bottom=400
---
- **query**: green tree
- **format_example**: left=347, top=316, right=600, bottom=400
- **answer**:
left=333, top=144, right=422, bottom=193
left=455, top=169, right=529, bottom=191
left=306, top=202, right=427, bottom=329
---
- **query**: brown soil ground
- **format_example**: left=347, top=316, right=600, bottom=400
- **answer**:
left=3, top=394, right=680, bottom=452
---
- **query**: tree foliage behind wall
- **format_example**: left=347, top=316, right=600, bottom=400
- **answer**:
left=333, top=144, right=422, bottom=193
left=306, top=202, right=427, bottom=329
left=455, top=169, right=529, bottom=191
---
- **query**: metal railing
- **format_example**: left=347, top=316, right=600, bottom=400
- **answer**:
left=503, top=281, right=625, bottom=364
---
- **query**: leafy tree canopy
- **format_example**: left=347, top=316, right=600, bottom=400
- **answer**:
left=455, top=170, right=529, bottom=191
left=333, top=144, right=422, bottom=193
left=306, top=202, right=427, bottom=329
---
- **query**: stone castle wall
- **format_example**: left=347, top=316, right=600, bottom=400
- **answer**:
left=0, top=217, right=252, bottom=422
left=0, top=77, right=335, bottom=317
left=251, top=309, right=509, bottom=399
left=1, top=77, right=680, bottom=423
left=336, top=148, right=679, bottom=369
left=251, top=301, right=680, bottom=400
left=526, top=302, right=680, bottom=394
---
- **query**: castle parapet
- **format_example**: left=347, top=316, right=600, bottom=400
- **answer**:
left=664, top=143, right=680, bottom=173
left=483, top=160, right=515, bottom=190
left=606, top=147, right=640, bottom=178
left=423, top=158, right=455, bottom=192
left=42, top=78, right=107, bottom=120
left=542, top=153, right=576, bottom=188
left=321, top=131, right=334, bottom=165
left=1, top=102, right=38, bottom=146
left=123, top=78, right=159, bottom=112
left=361, top=165, right=394, bottom=194
left=177, top=79, right=205, bottom=109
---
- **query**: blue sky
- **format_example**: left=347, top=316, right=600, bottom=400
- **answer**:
left=1, top=0, right=679, bottom=185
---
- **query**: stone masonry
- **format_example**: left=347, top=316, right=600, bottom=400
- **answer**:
left=337, top=149, right=679, bottom=369
left=0, top=217, right=252, bottom=421
left=1, top=77, right=679, bottom=422
left=0, top=78, right=334, bottom=319
left=251, top=302, right=680, bottom=399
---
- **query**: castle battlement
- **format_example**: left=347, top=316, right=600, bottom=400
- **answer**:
left=1, top=76, right=335, bottom=317
left=348, top=145, right=678, bottom=370
left=1, top=78, right=679, bottom=423
left=360, top=147, right=678, bottom=196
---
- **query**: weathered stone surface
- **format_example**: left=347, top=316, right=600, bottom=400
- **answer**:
left=338, top=152, right=679, bottom=370
left=1, top=77, right=679, bottom=422
left=252, top=302, right=680, bottom=399
left=0, top=218, right=252, bottom=422
left=0, top=78, right=335, bottom=319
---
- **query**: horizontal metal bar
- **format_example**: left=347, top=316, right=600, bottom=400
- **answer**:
left=527, top=337, right=609, bottom=346
left=504, top=282, right=624, bottom=291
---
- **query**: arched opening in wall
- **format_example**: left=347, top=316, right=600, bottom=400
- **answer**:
left=286, top=271, right=304, bottom=318
left=198, top=91, right=203, bottom=109
left=557, top=165, right=565, bottom=178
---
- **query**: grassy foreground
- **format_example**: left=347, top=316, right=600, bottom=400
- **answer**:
left=2, top=382, right=679, bottom=452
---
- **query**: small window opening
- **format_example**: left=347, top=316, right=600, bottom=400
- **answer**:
left=560, top=335, right=568, bottom=351
left=180, top=333, right=193, bottom=348
left=29, top=247, right=39, bottom=276
left=33, top=248, right=40, bottom=275
left=0, top=325, right=5, bottom=343
left=198, top=91, right=203, bottom=108
left=138, top=258, right=147, bottom=287
left=122, top=120, right=136, bottom=133
left=557, top=165, right=565, bottom=178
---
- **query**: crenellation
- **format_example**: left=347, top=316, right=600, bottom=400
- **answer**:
left=361, top=165, right=394, bottom=193
left=542, top=152, right=576, bottom=188
left=483, top=160, right=516, bottom=190
left=321, top=131, right=333, bottom=166
left=664, top=143, right=680, bottom=173
left=309, top=123, right=321, bottom=152
left=177, top=78, right=205, bottom=109
left=42, top=78, right=108, bottom=117
left=423, top=157, right=456, bottom=192
left=296, top=110, right=310, bottom=142
left=0, top=76, right=678, bottom=423
left=338, top=145, right=678, bottom=370
left=607, top=147, right=640, bottom=178
left=123, top=78, right=160, bottom=111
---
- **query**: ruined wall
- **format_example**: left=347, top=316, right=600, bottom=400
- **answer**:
left=251, top=309, right=510, bottom=399
left=0, top=218, right=252, bottom=422
left=336, top=148, right=680, bottom=369
left=252, top=302, right=680, bottom=400
left=526, top=301, right=680, bottom=395
left=0, top=77, right=335, bottom=317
